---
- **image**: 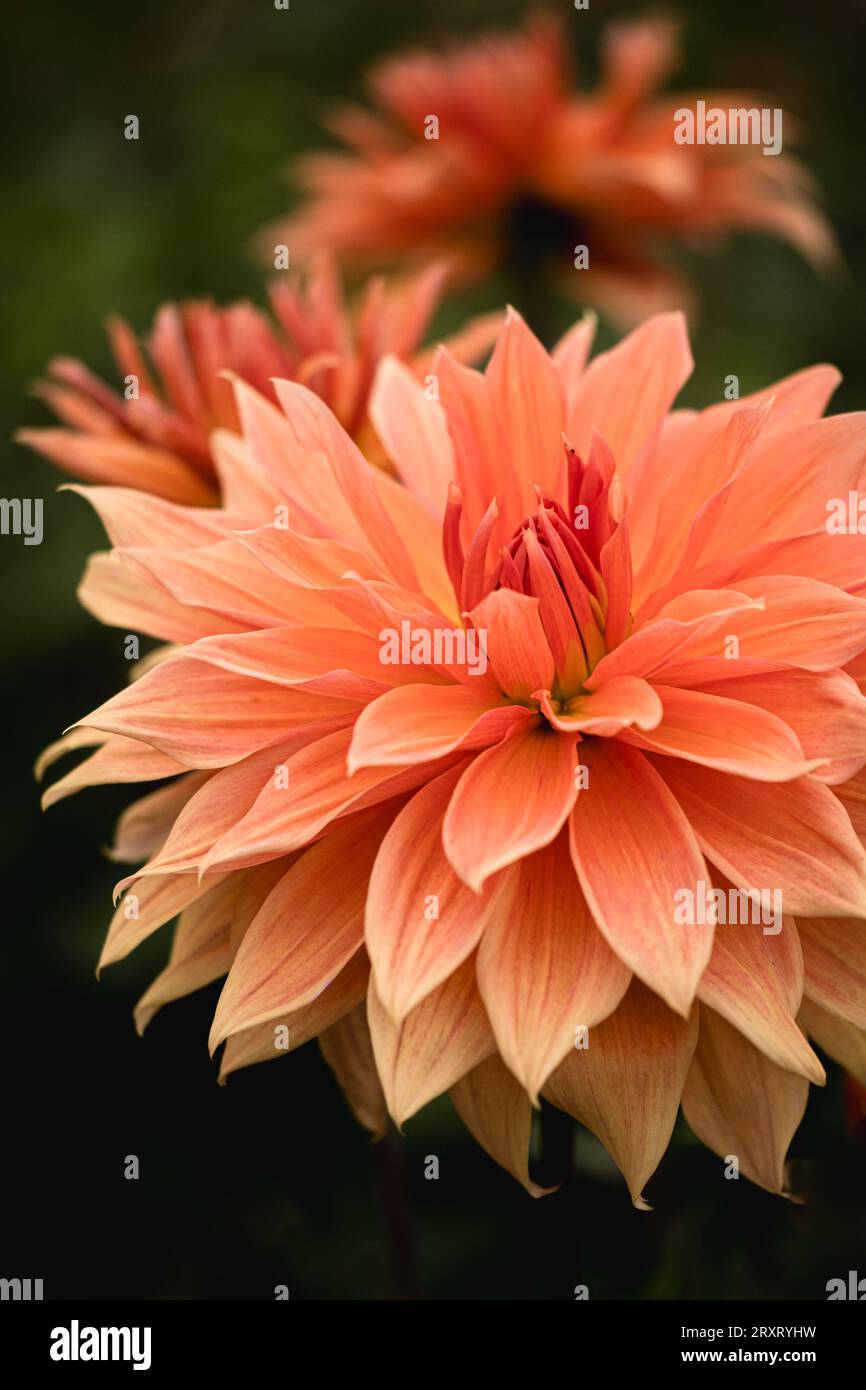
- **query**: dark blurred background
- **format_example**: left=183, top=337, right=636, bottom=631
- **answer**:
left=2, top=0, right=865, bottom=1300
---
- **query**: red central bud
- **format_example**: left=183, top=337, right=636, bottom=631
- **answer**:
left=442, top=434, right=633, bottom=700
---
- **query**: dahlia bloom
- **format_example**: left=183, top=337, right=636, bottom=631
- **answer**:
left=271, top=15, right=838, bottom=325
left=18, top=258, right=496, bottom=505
left=40, top=308, right=866, bottom=1205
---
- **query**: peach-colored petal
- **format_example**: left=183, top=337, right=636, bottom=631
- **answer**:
left=692, top=668, right=866, bottom=784
left=551, top=311, right=597, bottom=410
left=682, top=1005, right=809, bottom=1196
left=450, top=1053, right=553, bottom=1198
left=202, top=726, right=460, bottom=871
left=41, top=734, right=185, bottom=809
left=209, top=810, right=391, bottom=1053
left=231, top=376, right=366, bottom=544
left=348, top=683, right=529, bottom=773
left=569, top=740, right=712, bottom=1016
left=368, top=354, right=454, bottom=514
left=565, top=312, right=693, bottom=476
left=476, top=834, right=631, bottom=1102
left=443, top=722, right=579, bottom=892
left=219, top=950, right=370, bottom=1082
left=63, top=483, right=234, bottom=549
left=798, top=918, right=866, bottom=1030
left=536, top=676, right=662, bottom=735
left=272, top=379, right=421, bottom=591
left=16, top=427, right=215, bottom=504
left=544, top=980, right=698, bottom=1209
left=101, top=870, right=222, bottom=971
left=184, top=625, right=441, bottom=702
left=120, top=538, right=305, bottom=628
left=585, top=588, right=764, bottom=688
left=108, top=775, right=208, bottom=862
left=798, top=997, right=866, bottom=1088
left=485, top=308, right=565, bottom=501
left=78, top=551, right=240, bottom=644
left=697, top=915, right=823, bottom=1083
left=618, top=684, right=819, bottom=781
left=467, top=589, right=555, bottom=700
left=319, top=1003, right=389, bottom=1139
left=653, top=577, right=866, bottom=679
left=78, top=655, right=360, bottom=768
left=367, top=954, right=496, bottom=1127
left=365, top=764, right=519, bottom=1022
left=655, top=758, right=866, bottom=918
left=133, top=861, right=286, bottom=1033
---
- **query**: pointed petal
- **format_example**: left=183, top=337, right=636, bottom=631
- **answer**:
left=366, top=764, right=519, bottom=1022
left=697, top=914, right=824, bottom=1083
left=450, top=1053, right=553, bottom=1197
left=203, top=726, right=460, bottom=871
left=682, top=1005, right=809, bottom=1195
left=134, top=862, right=286, bottom=1033
left=569, top=741, right=712, bottom=1016
left=798, top=997, right=866, bottom=1087
left=209, top=811, right=390, bottom=1052
left=544, top=980, right=698, bottom=1208
left=219, top=949, right=370, bottom=1082
left=367, top=955, right=495, bottom=1127
left=41, top=735, right=184, bottom=809
left=468, top=589, right=555, bottom=700
left=619, top=684, right=818, bottom=781
left=655, top=757, right=866, bottom=918
left=78, top=655, right=360, bottom=768
left=348, top=683, right=528, bottom=773
left=368, top=354, right=454, bottom=514
left=443, top=722, right=579, bottom=892
left=476, top=834, right=631, bottom=1102
left=565, top=312, right=693, bottom=476
left=319, top=1003, right=389, bottom=1139
left=485, top=308, right=566, bottom=499
left=798, top=917, right=866, bottom=1029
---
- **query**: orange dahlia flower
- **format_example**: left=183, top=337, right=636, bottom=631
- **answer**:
left=271, top=14, right=838, bottom=325
left=40, top=308, right=866, bottom=1205
left=18, top=258, right=497, bottom=506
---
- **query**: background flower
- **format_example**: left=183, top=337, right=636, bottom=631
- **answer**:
left=268, top=12, right=839, bottom=325
left=18, top=258, right=498, bottom=503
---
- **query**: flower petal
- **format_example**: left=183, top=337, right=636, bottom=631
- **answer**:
left=697, top=913, right=824, bottom=1083
left=798, top=997, right=866, bottom=1087
left=443, top=722, right=579, bottom=892
left=618, top=684, right=818, bottom=782
left=565, top=312, right=693, bottom=476
left=682, top=1005, right=809, bottom=1195
left=569, top=740, right=712, bottom=1016
left=544, top=980, right=698, bottom=1209
left=365, top=764, right=519, bottom=1022
left=209, top=810, right=391, bottom=1053
left=476, top=833, right=631, bottom=1102
left=348, top=683, right=529, bottom=772
left=655, top=757, right=866, bottom=918
left=450, top=1053, right=553, bottom=1197
left=319, top=1003, right=389, bottom=1139
left=798, top=917, right=866, bottom=1029
left=367, top=954, right=496, bottom=1127
left=219, top=949, right=370, bottom=1082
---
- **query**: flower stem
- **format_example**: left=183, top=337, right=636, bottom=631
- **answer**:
left=372, top=1123, right=420, bottom=1300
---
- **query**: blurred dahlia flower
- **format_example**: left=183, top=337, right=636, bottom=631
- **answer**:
left=270, top=14, right=838, bottom=325
left=18, top=258, right=497, bottom=505
left=39, top=307, right=866, bottom=1205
